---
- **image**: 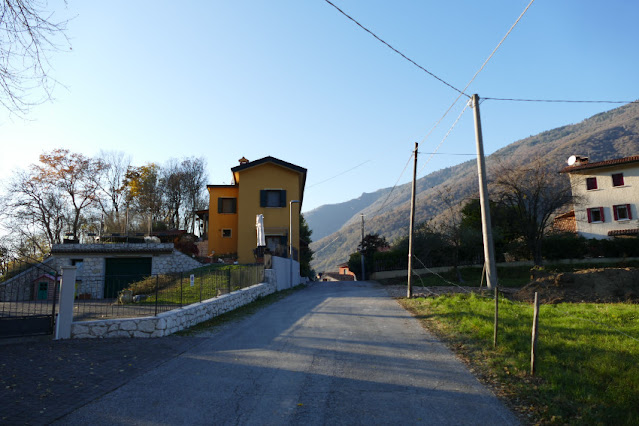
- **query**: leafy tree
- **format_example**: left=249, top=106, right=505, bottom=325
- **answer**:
left=34, top=149, right=104, bottom=240
left=124, top=163, right=162, bottom=233
left=299, top=214, right=314, bottom=279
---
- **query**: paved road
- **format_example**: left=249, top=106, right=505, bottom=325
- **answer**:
left=56, top=282, right=518, bottom=425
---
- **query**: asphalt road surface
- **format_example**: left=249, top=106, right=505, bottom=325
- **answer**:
left=56, top=281, right=519, bottom=425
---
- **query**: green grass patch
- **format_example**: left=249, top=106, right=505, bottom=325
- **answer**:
left=399, top=294, right=639, bottom=424
left=125, top=264, right=264, bottom=306
left=176, top=284, right=306, bottom=336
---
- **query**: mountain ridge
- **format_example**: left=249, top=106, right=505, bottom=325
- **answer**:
left=307, top=102, right=639, bottom=272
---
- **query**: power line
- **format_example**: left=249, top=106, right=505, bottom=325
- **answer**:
left=483, top=97, right=639, bottom=104
left=322, top=0, right=468, bottom=97
left=418, top=102, right=469, bottom=176
left=417, top=0, right=536, bottom=154
left=307, top=160, right=371, bottom=188
left=371, top=151, right=414, bottom=217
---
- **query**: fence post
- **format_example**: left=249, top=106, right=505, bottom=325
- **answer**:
left=55, top=266, right=77, bottom=339
left=180, top=272, right=183, bottom=307
left=51, top=271, right=60, bottom=333
left=154, top=275, right=159, bottom=316
left=531, top=292, right=540, bottom=375
left=199, top=272, right=203, bottom=303
left=228, top=268, right=232, bottom=294
left=493, top=285, right=499, bottom=348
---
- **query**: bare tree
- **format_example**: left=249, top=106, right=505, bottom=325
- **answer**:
left=1, top=169, right=66, bottom=250
left=491, top=159, right=574, bottom=265
left=160, top=159, right=184, bottom=229
left=180, top=157, right=207, bottom=233
left=0, top=0, right=71, bottom=115
left=95, top=150, right=130, bottom=232
left=432, top=185, right=467, bottom=281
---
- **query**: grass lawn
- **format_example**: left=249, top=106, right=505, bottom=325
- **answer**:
left=128, top=264, right=264, bottom=306
left=398, top=293, right=639, bottom=424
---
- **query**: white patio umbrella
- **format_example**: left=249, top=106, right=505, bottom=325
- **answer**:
left=256, top=214, right=266, bottom=247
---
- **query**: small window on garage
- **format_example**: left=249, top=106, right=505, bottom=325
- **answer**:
left=222, top=229, right=232, bottom=238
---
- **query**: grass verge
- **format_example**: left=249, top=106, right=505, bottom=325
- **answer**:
left=175, top=284, right=307, bottom=336
left=398, top=294, right=639, bottom=424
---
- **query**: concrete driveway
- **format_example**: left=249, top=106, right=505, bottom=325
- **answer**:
left=56, top=281, right=518, bottom=425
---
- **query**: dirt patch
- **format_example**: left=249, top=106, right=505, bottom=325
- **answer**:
left=513, top=267, right=639, bottom=304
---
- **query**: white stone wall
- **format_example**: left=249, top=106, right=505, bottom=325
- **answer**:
left=69, top=281, right=276, bottom=338
left=152, top=250, right=203, bottom=275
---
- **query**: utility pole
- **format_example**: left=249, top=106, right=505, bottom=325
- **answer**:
left=407, top=142, right=418, bottom=298
left=470, top=94, right=498, bottom=290
left=360, top=214, right=366, bottom=281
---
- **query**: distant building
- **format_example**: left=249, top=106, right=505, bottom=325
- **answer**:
left=197, top=156, right=307, bottom=264
left=337, top=262, right=357, bottom=279
left=560, top=155, right=639, bottom=239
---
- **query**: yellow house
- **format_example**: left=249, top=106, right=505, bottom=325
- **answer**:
left=204, top=156, right=307, bottom=264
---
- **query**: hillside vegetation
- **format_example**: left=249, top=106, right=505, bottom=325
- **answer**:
left=308, top=102, right=639, bottom=272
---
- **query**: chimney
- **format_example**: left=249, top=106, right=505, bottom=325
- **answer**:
left=574, top=155, right=589, bottom=166
left=239, top=157, right=249, bottom=165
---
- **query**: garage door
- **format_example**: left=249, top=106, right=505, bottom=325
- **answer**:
left=104, top=257, right=152, bottom=299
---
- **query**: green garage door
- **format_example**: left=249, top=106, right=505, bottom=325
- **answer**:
left=104, top=257, right=152, bottom=299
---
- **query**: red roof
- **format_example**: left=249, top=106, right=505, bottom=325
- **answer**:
left=560, top=156, right=639, bottom=173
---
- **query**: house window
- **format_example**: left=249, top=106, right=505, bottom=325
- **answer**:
left=260, top=190, right=286, bottom=208
left=612, top=173, right=624, bottom=187
left=218, top=198, right=237, bottom=214
left=587, top=207, right=605, bottom=223
left=222, top=229, right=232, bottom=238
left=586, top=177, right=598, bottom=190
left=613, top=204, right=632, bottom=221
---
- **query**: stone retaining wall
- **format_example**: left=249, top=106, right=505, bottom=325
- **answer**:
left=69, top=281, right=276, bottom=338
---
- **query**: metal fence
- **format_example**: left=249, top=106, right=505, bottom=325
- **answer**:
left=0, top=259, right=60, bottom=338
left=73, top=264, right=265, bottom=321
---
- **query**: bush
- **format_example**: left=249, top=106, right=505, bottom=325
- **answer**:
left=543, top=233, right=588, bottom=260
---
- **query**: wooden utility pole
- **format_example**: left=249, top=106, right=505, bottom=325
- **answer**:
left=407, top=142, right=418, bottom=298
left=470, top=94, right=498, bottom=290
left=531, top=292, right=540, bottom=375
left=360, top=214, right=366, bottom=281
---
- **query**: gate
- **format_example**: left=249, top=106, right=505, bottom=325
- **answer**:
left=0, top=258, right=59, bottom=338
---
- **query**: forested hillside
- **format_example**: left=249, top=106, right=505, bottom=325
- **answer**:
left=308, top=102, right=639, bottom=272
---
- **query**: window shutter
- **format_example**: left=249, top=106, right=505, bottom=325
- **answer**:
left=218, top=198, right=223, bottom=213
left=587, top=208, right=592, bottom=223
left=231, top=198, right=237, bottom=213
left=280, top=190, right=287, bottom=207
left=599, top=207, right=605, bottom=222
left=628, top=204, right=633, bottom=220
left=613, top=205, right=619, bottom=221
left=260, top=190, right=267, bottom=207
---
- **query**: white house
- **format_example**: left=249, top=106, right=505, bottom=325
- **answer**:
left=560, top=155, right=639, bottom=239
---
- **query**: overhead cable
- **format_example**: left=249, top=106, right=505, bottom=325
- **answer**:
left=483, top=97, right=639, bottom=104
left=322, top=0, right=468, bottom=97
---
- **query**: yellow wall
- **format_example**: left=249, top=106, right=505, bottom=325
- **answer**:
left=207, top=186, right=239, bottom=256
left=236, top=163, right=302, bottom=264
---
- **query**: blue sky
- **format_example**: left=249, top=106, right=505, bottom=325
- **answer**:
left=1, top=0, right=637, bottom=213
